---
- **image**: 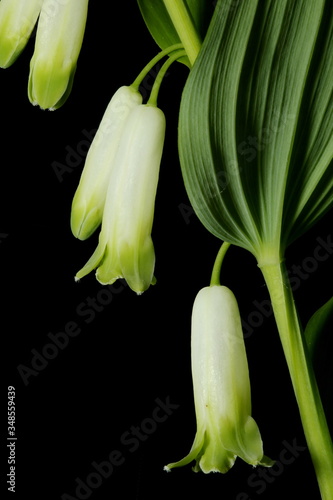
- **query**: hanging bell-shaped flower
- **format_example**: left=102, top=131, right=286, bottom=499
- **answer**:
left=70, top=85, right=143, bottom=240
left=165, top=285, right=273, bottom=473
left=28, top=0, right=88, bottom=110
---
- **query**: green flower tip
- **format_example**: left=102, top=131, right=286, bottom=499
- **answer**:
left=70, top=200, right=102, bottom=241
left=0, top=37, right=26, bottom=69
left=74, top=233, right=157, bottom=295
left=165, top=417, right=274, bottom=474
left=28, top=57, right=77, bottom=110
left=71, top=208, right=101, bottom=241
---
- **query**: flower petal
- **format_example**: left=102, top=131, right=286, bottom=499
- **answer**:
left=165, top=285, right=272, bottom=472
left=28, top=0, right=89, bottom=109
left=75, top=104, right=165, bottom=293
left=70, top=86, right=142, bottom=240
left=0, top=0, right=42, bottom=68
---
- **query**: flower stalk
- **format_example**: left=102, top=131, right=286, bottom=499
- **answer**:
left=131, top=43, right=184, bottom=92
left=259, top=258, right=333, bottom=500
left=147, top=48, right=186, bottom=106
left=210, top=241, right=231, bottom=286
left=162, top=0, right=201, bottom=66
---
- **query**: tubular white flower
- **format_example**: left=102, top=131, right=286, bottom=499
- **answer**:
left=28, top=0, right=89, bottom=110
left=75, top=104, right=166, bottom=294
left=165, top=285, right=273, bottom=473
left=0, top=0, right=42, bottom=68
left=70, top=86, right=143, bottom=240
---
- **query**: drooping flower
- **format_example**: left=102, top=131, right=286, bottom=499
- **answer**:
left=165, top=285, right=273, bottom=473
left=0, top=0, right=42, bottom=68
left=70, top=86, right=142, bottom=240
left=28, top=0, right=89, bottom=110
left=74, top=103, right=166, bottom=294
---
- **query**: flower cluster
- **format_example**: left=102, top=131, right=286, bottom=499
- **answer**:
left=68, top=37, right=270, bottom=470
left=71, top=85, right=166, bottom=294
left=70, top=43, right=187, bottom=294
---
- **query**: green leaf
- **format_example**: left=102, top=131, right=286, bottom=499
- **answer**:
left=304, top=296, right=333, bottom=424
left=137, top=0, right=213, bottom=65
left=282, top=2, right=333, bottom=247
left=178, top=0, right=332, bottom=261
left=305, top=296, right=333, bottom=361
left=179, top=0, right=260, bottom=254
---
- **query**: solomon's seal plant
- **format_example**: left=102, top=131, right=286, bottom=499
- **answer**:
left=173, top=2, right=333, bottom=497
left=1, top=0, right=332, bottom=498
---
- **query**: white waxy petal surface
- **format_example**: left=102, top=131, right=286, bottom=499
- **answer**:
left=28, top=0, right=89, bottom=109
left=70, top=86, right=142, bottom=240
left=191, top=286, right=251, bottom=427
left=75, top=104, right=166, bottom=294
left=96, top=105, right=166, bottom=291
left=165, top=285, right=269, bottom=473
left=0, top=0, right=42, bottom=68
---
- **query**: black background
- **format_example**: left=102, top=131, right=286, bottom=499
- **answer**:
left=2, top=2, right=332, bottom=500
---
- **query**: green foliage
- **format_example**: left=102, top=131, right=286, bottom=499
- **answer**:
left=137, top=0, right=213, bottom=66
left=305, top=296, right=333, bottom=361
left=178, top=0, right=333, bottom=261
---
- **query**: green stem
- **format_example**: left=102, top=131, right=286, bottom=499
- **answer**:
left=131, top=43, right=184, bottom=90
left=147, top=49, right=186, bottom=106
left=162, top=0, right=202, bottom=66
left=259, top=259, right=333, bottom=500
left=210, top=241, right=231, bottom=286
